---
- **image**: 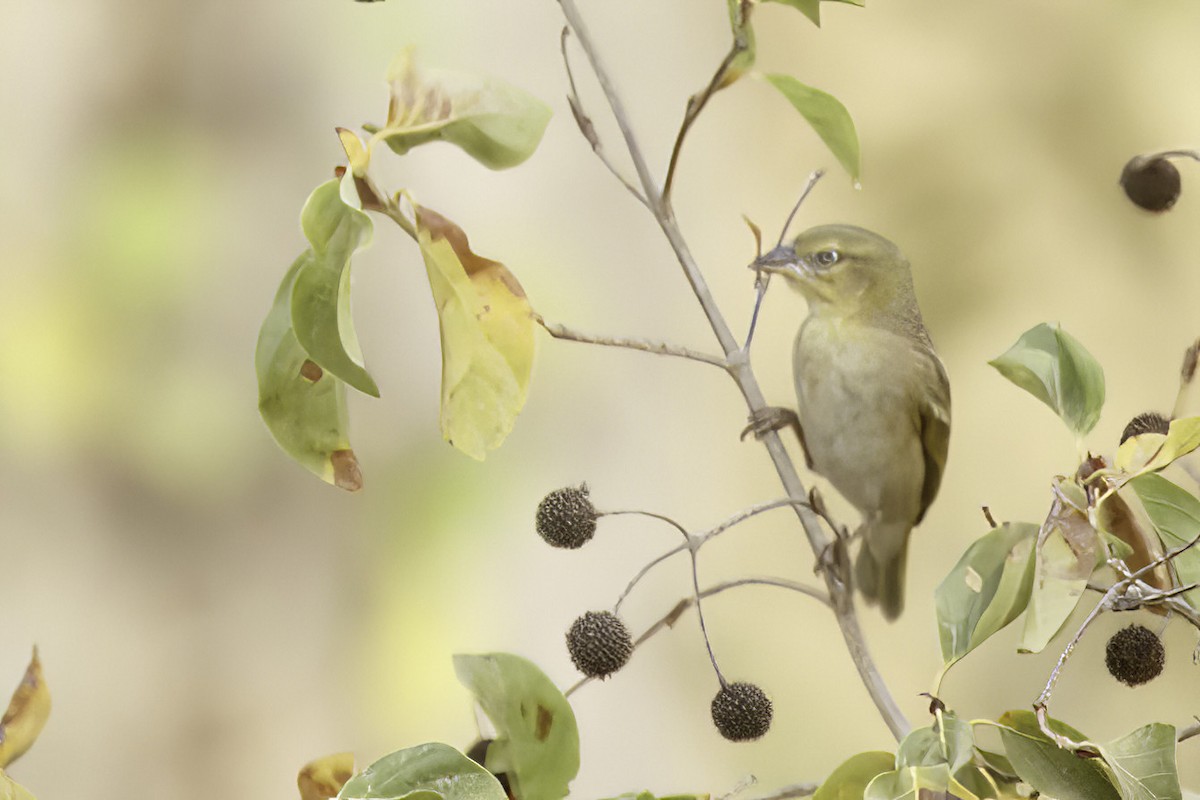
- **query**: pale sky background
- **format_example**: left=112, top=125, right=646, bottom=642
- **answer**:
left=3, top=0, right=1200, bottom=798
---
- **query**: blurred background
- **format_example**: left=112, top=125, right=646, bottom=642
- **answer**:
left=3, top=0, right=1200, bottom=797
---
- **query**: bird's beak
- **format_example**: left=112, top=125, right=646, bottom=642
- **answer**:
left=750, top=245, right=802, bottom=277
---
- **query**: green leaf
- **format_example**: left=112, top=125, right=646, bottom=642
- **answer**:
left=256, top=252, right=363, bottom=491
left=453, top=654, right=579, bottom=800
left=291, top=177, right=378, bottom=398
left=865, top=765, right=979, bottom=800
left=1019, top=485, right=1099, bottom=653
left=409, top=203, right=535, bottom=460
left=896, top=714, right=974, bottom=775
left=763, top=0, right=865, bottom=27
left=1130, top=473, right=1200, bottom=609
left=0, top=773, right=37, bottom=800
left=600, top=793, right=708, bottom=800
left=813, top=751, right=894, bottom=800
left=996, top=711, right=1119, bottom=800
left=1096, top=724, right=1181, bottom=800
left=337, top=743, right=506, bottom=800
left=936, top=522, right=1038, bottom=666
left=988, top=322, right=1105, bottom=436
left=763, top=74, right=860, bottom=181
left=367, top=50, right=551, bottom=170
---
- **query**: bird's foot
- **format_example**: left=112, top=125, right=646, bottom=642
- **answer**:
left=741, top=406, right=800, bottom=441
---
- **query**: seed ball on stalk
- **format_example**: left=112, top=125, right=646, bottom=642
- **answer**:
left=1120, top=155, right=1181, bottom=212
left=536, top=484, right=598, bottom=549
left=566, top=611, right=632, bottom=678
left=1105, top=624, right=1165, bottom=686
left=711, top=681, right=773, bottom=741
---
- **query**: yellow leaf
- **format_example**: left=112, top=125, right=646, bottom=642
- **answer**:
left=298, top=752, right=355, bottom=800
left=336, top=128, right=370, bottom=178
left=413, top=205, right=534, bottom=459
left=1134, top=416, right=1200, bottom=476
left=0, top=649, right=50, bottom=769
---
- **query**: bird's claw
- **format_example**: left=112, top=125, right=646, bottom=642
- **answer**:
left=741, top=406, right=800, bottom=441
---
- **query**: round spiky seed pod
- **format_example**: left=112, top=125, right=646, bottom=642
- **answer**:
left=1105, top=624, right=1165, bottom=686
left=536, top=485, right=598, bottom=549
left=566, top=611, right=632, bottom=678
left=711, top=682, right=773, bottom=742
left=1120, top=412, right=1171, bottom=445
left=1121, top=155, right=1181, bottom=212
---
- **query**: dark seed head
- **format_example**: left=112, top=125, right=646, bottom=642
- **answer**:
left=711, top=681, right=773, bottom=742
left=1105, top=624, right=1165, bottom=686
left=1120, top=412, right=1171, bottom=445
left=536, top=485, right=598, bottom=549
left=1121, top=155, right=1181, bottom=212
left=566, top=611, right=632, bottom=678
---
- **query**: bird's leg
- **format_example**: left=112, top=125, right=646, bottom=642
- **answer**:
left=741, top=406, right=814, bottom=469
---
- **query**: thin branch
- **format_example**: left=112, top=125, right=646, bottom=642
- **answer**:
left=536, top=314, right=727, bottom=368
left=559, top=27, right=649, bottom=208
left=556, top=0, right=910, bottom=739
left=565, top=576, right=832, bottom=698
left=661, top=21, right=751, bottom=206
left=1179, top=717, right=1200, bottom=743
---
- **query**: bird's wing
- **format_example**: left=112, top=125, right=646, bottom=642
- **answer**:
left=915, top=352, right=951, bottom=524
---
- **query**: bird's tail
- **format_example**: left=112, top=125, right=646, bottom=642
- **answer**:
left=854, top=520, right=912, bottom=621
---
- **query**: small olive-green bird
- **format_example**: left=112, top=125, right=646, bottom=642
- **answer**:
left=753, top=224, right=951, bottom=620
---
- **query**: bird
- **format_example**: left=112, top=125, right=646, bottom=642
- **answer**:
left=749, top=224, right=950, bottom=620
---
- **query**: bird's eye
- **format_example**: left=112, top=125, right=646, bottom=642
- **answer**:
left=813, top=249, right=839, bottom=268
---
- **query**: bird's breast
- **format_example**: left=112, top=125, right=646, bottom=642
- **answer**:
left=792, top=317, right=926, bottom=522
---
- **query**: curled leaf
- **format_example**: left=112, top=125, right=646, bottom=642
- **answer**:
left=300, top=753, right=356, bottom=800
left=764, top=74, right=860, bottom=181
left=408, top=203, right=534, bottom=459
left=1095, top=723, right=1181, bottom=800
left=256, top=252, right=363, bottom=491
left=0, top=648, right=50, bottom=769
left=292, top=178, right=379, bottom=398
left=989, top=322, right=1105, bottom=436
left=813, top=751, right=894, bottom=800
left=367, top=50, right=551, bottom=170
left=1130, top=416, right=1200, bottom=476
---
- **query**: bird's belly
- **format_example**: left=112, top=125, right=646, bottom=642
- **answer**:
left=795, top=336, right=924, bottom=522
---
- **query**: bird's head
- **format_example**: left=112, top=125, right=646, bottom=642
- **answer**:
left=751, top=224, right=916, bottom=319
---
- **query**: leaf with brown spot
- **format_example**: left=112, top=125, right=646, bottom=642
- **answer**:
left=365, top=50, right=551, bottom=170
left=298, top=752, right=354, bottom=800
left=405, top=200, right=535, bottom=460
left=0, top=648, right=50, bottom=769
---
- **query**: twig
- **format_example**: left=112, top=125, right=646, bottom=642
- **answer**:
left=565, top=576, right=832, bottom=698
left=981, top=506, right=998, bottom=528
left=560, top=28, right=649, bottom=208
left=612, top=498, right=812, bottom=613
left=555, top=0, right=910, bottom=739
left=1179, top=717, right=1200, bottom=743
left=536, top=314, right=727, bottom=368
left=661, top=13, right=752, bottom=206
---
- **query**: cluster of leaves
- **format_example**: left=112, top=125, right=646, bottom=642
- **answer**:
left=813, top=708, right=1180, bottom=800
left=296, top=654, right=583, bottom=800
left=256, top=50, right=550, bottom=489
left=0, top=649, right=50, bottom=800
